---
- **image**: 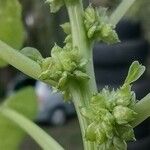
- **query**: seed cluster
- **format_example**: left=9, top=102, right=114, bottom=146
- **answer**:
left=84, top=6, right=119, bottom=44
left=81, top=86, right=137, bottom=150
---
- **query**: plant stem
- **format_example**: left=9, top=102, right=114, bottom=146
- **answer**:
left=0, top=40, right=41, bottom=80
left=69, top=82, right=96, bottom=150
left=65, top=1, right=97, bottom=150
left=132, top=93, right=150, bottom=127
left=66, top=1, right=97, bottom=93
left=110, top=0, right=137, bottom=26
left=0, top=107, right=64, bottom=150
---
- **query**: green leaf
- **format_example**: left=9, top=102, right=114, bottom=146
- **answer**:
left=0, top=58, right=7, bottom=68
left=0, top=0, right=24, bottom=68
left=0, top=87, right=37, bottom=150
left=20, top=47, right=43, bottom=62
left=60, top=22, right=71, bottom=34
left=1, top=108, right=64, bottom=150
left=124, top=61, right=145, bottom=85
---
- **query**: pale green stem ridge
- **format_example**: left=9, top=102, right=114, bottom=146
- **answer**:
left=132, top=93, right=150, bottom=127
left=110, top=0, right=137, bottom=26
left=66, top=1, right=97, bottom=93
left=0, top=107, right=64, bottom=150
left=0, top=40, right=41, bottom=80
left=69, top=82, right=96, bottom=150
left=65, top=1, right=97, bottom=149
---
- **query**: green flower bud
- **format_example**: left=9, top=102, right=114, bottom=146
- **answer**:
left=85, top=122, right=97, bottom=142
left=113, top=137, right=127, bottom=150
left=84, top=5, right=119, bottom=44
left=82, top=61, right=145, bottom=147
left=116, top=86, right=135, bottom=107
left=39, top=43, right=89, bottom=100
left=84, top=6, right=96, bottom=25
left=87, top=24, right=97, bottom=38
left=20, top=47, right=43, bottom=62
left=113, top=106, right=137, bottom=124
left=96, top=126, right=107, bottom=144
left=74, top=70, right=90, bottom=80
left=118, top=125, right=136, bottom=141
left=101, top=121, right=113, bottom=139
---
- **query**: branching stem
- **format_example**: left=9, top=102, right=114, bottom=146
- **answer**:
left=132, top=94, right=150, bottom=127
left=110, top=0, right=137, bottom=26
left=0, top=40, right=41, bottom=79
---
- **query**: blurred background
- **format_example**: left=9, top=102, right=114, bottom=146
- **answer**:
left=0, top=0, right=150, bottom=149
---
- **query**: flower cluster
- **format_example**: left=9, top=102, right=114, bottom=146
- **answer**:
left=38, top=44, right=89, bottom=100
left=84, top=5, right=119, bottom=44
left=81, top=61, right=145, bottom=149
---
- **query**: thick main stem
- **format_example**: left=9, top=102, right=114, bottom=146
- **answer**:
left=66, top=1, right=97, bottom=93
left=65, top=1, right=97, bottom=150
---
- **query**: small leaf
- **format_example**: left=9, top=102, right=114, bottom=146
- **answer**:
left=124, top=61, right=145, bottom=85
left=20, top=47, right=43, bottom=62
left=0, top=0, right=24, bottom=68
left=60, top=22, right=71, bottom=34
left=0, top=87, right=37, bottom=150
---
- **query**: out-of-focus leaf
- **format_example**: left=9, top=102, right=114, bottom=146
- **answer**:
left=20, top=47, right=43, bottom=62
left=0, top=87, right=37, bottom=150
left=0, top=0, right=24, bottom=68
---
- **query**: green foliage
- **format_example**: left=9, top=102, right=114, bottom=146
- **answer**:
left=0, top=87, right=37, bottom=150
left=81, top=61, right=145, bottom=149
left=84, top=5, right=119, bottom=44
left=39, top=43, right=89, bottom=100
left=0, top=0, right=24, bottom=67
left=124, top=61, right=145, bottom=85
left=60, top=22, right=71, bottom=35
left=20, top=47, right=43, bottom=63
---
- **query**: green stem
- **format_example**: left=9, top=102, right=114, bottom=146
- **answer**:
left=66, top=1, right=97, bottom=93
left=0, top=107, right=64, bottom=150
left=69, top=82, right=96, bottom=150
left=110, top=0, right=137, bottom=26
left=132, top=93, right=150, bottom=127
left=65, top=1, right=97, bottom=150
left=0, top=40, right=41, bottom=80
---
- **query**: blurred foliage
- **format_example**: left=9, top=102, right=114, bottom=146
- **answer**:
left=127, top=0, right=150, bottom=41
left=20, top=0, right=67, bottom=57
left=93, top=0, right=150, bottom=41
left=0, top=0, right=24, bottom=67
left=0, top=87, right=37, bottom=150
